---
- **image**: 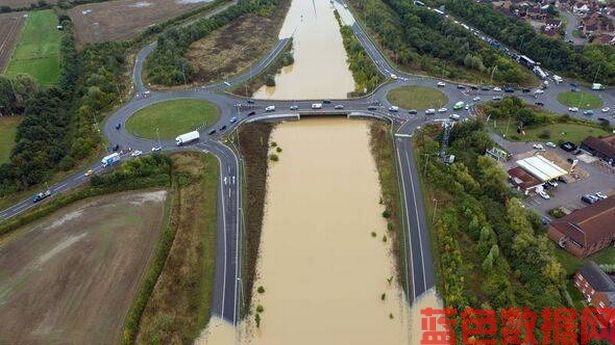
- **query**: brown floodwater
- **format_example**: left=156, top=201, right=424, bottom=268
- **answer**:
left=253, top=0, right=355, bottom=99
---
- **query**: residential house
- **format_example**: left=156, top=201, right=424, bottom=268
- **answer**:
left=581, top=135, right=615, bottom=166
left=574, top=261, right=615, bottom=308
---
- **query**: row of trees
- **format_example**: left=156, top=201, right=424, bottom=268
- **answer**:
left=145, top=0, right=282, bottom=86
left=416, top=119, right=566, bottom=329
left=433, top=0, right=615, bottom=85
left=348, top=0, right=533, bottom=85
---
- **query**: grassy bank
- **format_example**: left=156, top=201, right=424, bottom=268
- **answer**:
left=133, top=152, right=219, bottom=345
left=5, top=10, right=62, bottom=85
left=386, top=86, right=448, bottom=110
left=126, top=99, right=220, bottom=139
left=557, top=91, right=603, bottom=109
left=187, top=0, right=291, bottom=85
left=368, top=121, right=407, bottom=294
left=491, top=121, right=610, bottom=144
left=235, top=122, right=274, bottom=315
left=334, top=10, right=385, bottom=96
left=0, top=116, right=21, bottom=164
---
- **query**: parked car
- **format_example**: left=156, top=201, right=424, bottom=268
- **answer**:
left=456, top=85, right=465, bottom=89
left=389, top=106, right=399, bottom=112
left=560, top=142, right=577, bottom=152
left=131, top=150, right=143, bottom=157
left=151, top=146, right=162, bottom=152
left=595, top=192, right=608, bottom=200
left=473, top=96, right=481, bottom=102
left=408, top=109, right=418, bottom=114
left=470, top=86, right=479, bottom=90
left=504, top=87, right=514, bottom=93
left=533, top=144, right=545, bottom=151
left=112, top=144, right=120, bottom=152
left=334, top=104, right=345, bottom=110
left=492, top=96, right=502, bottom=100
left=535, top=102, right=544, bottom=106
left=247, top=99, right=255, bottom=104
left=493, top=87, right=502, bottom=92
left=583, top=110, right=594, bottom=116
left=522, top=88, right=531, bottom=93
left=545, top=142, right=556, bottom=148
left=425, top=108, right=436, bottom=115
left=601, top=107, right=611, bottom=113
left=538, top=190, right=550, bottom=200
left=323, top=100, right=332, bottom=104
left=437, top=107, right=447, bottom=113
left=582, top=194, right=598, bottom=204
left=568, top=107, right=579, bottom=112
left=547, top=180, right=558, bottom=188
left=534, top=89, right=545, bottom=95
left=481, top=87, right=490, bottom=91
left=437, top=82, right=446, bottom=87
left=219, top=125, right=227, bottom=131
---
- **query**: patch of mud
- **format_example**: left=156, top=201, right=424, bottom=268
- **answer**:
left=129, top=1, right=152, bottom=7
left=194, top=316, right=237, bottom=345
left=127, top=190, right=168, bottom=205
left=47, top=209, right=84, bottom=230
left=37, top=233, right=87, bottom=265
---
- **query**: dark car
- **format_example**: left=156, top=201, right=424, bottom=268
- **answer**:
left=115, top=123, right=121, bottom=130
left=208, top=129, right=216, bottom=135
left=570, top=82, right=578, bottom=89
left=367, top=106, right=378, bottom=111
left=560, top=141, right=577, bottom=152
left=219, top=125, right=227, bottom=131
left=522, top=88, right=530, bottom=93
left=323, top=100, right=332, bottom=104
left=248, top=111, right=256, bottom=116
left=247, top=99, right=255, bottom=104
left=582, top=195, right=598, bottom=204
left=470, top=86, right=478, bottom=90
left=408, top=109, right=418, bottom=114
left=112, top=144, right=120, bottom=152
left=456, top=85, right=466, bottom=89
left=504, top=87, right=515, bottom=93
left=481, top=87, right=490, bottom=91
left=534, top=102, right=544, bottom=106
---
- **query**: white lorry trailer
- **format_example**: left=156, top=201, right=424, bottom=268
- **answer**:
left=175, top=131, right=200, bottom=146
left=101, top=152, right=121, bottom=167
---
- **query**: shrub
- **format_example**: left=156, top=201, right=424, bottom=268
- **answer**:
left=269, top=153, right=279, bottom=161
left=538, top=129, right=551, bottom=139
left=382, top=209, right=391, bottom=218
left=276, top=147, right=282, bottom=153
left=256, top=305, right=264, bottom=313
left=257, top=286, right=265, bottom=294
left=265, top=75, right=276, bottom=87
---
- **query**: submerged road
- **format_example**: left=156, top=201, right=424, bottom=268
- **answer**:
left=1, top=0, right=613, bottom=324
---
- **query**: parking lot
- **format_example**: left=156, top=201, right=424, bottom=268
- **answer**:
left=492, top=135, right=614, bottom=216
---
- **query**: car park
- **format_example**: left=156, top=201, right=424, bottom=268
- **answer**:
left=389, top=106, right=399, bottom=112
left=568, top=107, right=579, bottom=112
left=408, top=109, right=417, bottom=114
left=131, top=150, right=143, bottom=157
left=230, top=116, right=238, bottom=123
left=208, top=129, right=216, bottom=135
left=437, top=82, right=446, bottom=87
left=545, top=142, right=556, bottom=148
left=334, top=104, right=345, bottom=110
left=595, top=192, right=608, bottom=200
left=538, top=190, right=550, bottom=200
left=151, top=146, right=162, bottom=152
left=583, top=110, right=594, bottom=116
left=560, top=142, right=577, bottom=152
left=438, top=107, right=447, bottom=113
left=289, top=105, right=299, bottom=110
left=602, top=107, right=610, bottom=113
left=493, top=87, right=502, bottom=92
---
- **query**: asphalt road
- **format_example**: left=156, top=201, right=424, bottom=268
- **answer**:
left=1, top=0, right=614, bottom=322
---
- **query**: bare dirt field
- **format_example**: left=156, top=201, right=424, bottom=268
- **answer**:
left=0, top=190, right=168, bottom=345
left=0, top=12, right=26, bottom=71
left=69, top=0, right=213, bottom=47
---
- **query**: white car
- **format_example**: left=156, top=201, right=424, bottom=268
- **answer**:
left=265, top=105, right=276, bottom=112
left=390, top=73, right=398, bottom=80
left=151, top=146, right=162, bottom=152
left=425, top=108, right=436, bottom=115
left=289, top=105, right=299, bottom=110
left=438, top=107, right=448, bottom=113
left=568, top=107, right=579, bottom=112
left=532, top=144, right=545, bottom=151
left=473, top=96, right=481, bottom=102
left=538, top=190, right=550, bottom=200
left=545, top=142, right=556, bottom=148
left=602, top=107, right=611, bottom=113
left=388, top=106, right=399, bottom=112
left=534, top=89, right=545, bottom=95
left=595, top=192, right=608, bottom=200
left=492, top=96, right=502, bottom=100
left=131, top=150, right=143, bottom=157
left=464, top=105, right=470, bottom=110
left=437, top=82, right=446, bottom=87
left=493, top=87, right=502, bottom=92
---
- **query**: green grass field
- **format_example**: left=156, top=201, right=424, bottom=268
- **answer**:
left=491, top=122, right=609, bottom=144
left=555, top=245, right=615, bottom=276
left=386, top=86, right=448, bottom=110
left=0, top=116, right=21, bottom=164
left=4, top=10, right=62, bottom=86
left=125, top=99, right=220, bottom=139
left=557, top=91, right=603, bottom=109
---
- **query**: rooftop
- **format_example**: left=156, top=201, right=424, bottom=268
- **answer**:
left=551, top=196, right=615, bottom=249
left=515, top=155, right=568, bottom=182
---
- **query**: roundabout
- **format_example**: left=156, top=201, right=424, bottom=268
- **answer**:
left=386, top=86, right=448, bottom=110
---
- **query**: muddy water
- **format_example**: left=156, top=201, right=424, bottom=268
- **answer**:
left=242, top=119, right=410, bottom=344
left=253, top=0, right=355, bottom=99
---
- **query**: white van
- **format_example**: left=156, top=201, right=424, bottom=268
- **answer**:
left=265, top=105, right=276, bottom=112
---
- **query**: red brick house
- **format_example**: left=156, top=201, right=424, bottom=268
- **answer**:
left=548, top=196, right=615, bottom=257
left=574, top=261, right=615, bottom=308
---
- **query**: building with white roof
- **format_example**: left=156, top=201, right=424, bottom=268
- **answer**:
left=515, top=155, right=568, bottom=182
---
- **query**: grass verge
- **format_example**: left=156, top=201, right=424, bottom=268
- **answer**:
left=187, top=0, right=290, bottom=85
left=235, top=122, right=274, bottom=315
left=0, top=115, right=21, bottom=164
left=4, top=10, right=62, bottom=85
left=557, top=91, right=603, bottom=109
left=386, top=86, right=448, bottom=110
left=490, top=121, right=610, bottom=144
left=368, top=121, right=407, bottom=294
left=126, top=99, right=220, bottom=139
left=133, top=152, right=219, bottom=345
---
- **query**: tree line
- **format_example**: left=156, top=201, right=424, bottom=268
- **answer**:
left=416, top=119, right=567, bottom=340
left=145, top=0, right=283, bottom=86
left=432, top=0, right=615, bottom=85
left=348, top=0, right=534, bottom=85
